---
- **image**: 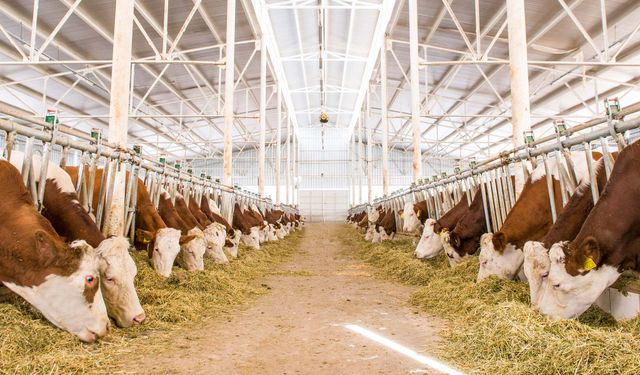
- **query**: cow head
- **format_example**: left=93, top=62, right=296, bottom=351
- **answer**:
left=241, top=227, right=261, bottom=250
left=258, top=221, right=273, bottom=243
left=95, top=236, right=145, bottom=328
left=378, top=227, right=391, bottom=241
left=364, top=225, right=376, bottom=241
left=477, top=232, right=523, bottom=281
left=4, top=238, right=109, bottom=343
left=532, top=241, right=620, bottom=319
left=266, top=223, right=279, bottom=241
left=275, top=223, right=286, bottom=239
left=141, top=227, right=182, bottom=277
left=414, top=219, right=443, bottom=259
left=402, top=201, right=422, bottom=233
left=440, top=230, right=467, bottom=267
left=204, top=223, right=229, bottom=264
left=523, top=241, right=551, bottom=309
left=177, top=228, right=206, bottom=271
left=225, top=229, right=241, bottom=257
left=371, top=226, right=382, bottom=243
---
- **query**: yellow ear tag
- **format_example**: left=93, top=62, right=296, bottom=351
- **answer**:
left=141, top=238, right=151, bottom=244
left=400, top=212, right=404, bottom=219
left=416, top=210, right=422, bottom=218
left=439, top=228, right=447, bottom=236
left=583, top=257, right=597, bottom=271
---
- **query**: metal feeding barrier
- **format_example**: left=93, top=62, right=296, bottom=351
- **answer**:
left=354, top=97, right=640, bottom=235
left=0, top=104, right=298, bottom=241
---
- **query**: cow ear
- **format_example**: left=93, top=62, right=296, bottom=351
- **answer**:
left=179, top=234, right=196, bottom=245
left=578, top=236, right=601, bottom=268
left=450, top=232, right=461, bottom=248
left=492, top=232, right=508, bottom=253
left=433, top=222, right=442, bottom=233
left=136, top=229, right=155, bottom=244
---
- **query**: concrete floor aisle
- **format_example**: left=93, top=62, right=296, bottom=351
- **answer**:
left=130, top=223, right=445, bottom=374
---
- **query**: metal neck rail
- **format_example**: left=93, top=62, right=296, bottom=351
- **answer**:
left=360, top=100, right=640, bottom=233
left=0, top=105, right=298, bottom=239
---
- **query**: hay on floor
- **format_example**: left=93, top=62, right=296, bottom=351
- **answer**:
left=340, top=226, right=640, bottom=375
left=0, top=231, right=303, bottom=374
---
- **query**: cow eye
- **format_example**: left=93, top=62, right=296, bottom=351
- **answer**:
left=106, top=277, right=115, bottom=283
left=85, top=275, right=97, bottom=287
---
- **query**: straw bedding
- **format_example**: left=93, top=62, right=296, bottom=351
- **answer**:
left=341, top=226, right=640, bottom=375
left=0, top=230, right=303, bottom=374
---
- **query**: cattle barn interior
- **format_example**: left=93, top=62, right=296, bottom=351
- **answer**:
left=1, top=0, right=640, bottom=373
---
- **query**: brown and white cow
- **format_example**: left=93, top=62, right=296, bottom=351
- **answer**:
left=233, top=203, right=261, bottom=249
left=200, top=196, right=241, bottom=257
left=477, top=153, right=591, bottom=281
left=373, top=209, right=397, bottom=242
left=265, top=209, right=287, bottom=239
left=522, top=144, right=639, bottom=319
left=0, top=160, right=109, bottom=342
left=523, top=155, right=616, bottom=306
left=415, top=190, right=477, bottom=260
left=402, top=199, right=429, bottom=233
left=246, top=204, right=274, bottom=243
left=357, top=212, right=368, bottom=233
left=158, top=190, right=207, bottom=271
left=67, top=167, right=184, bottom=278
left=439, top=190, right=488, bottom=266
left=365, top=206, right=383, bottom=241
left=175, top=192, right=228, bottom=264
left=11, top=153, right=145, bottom=328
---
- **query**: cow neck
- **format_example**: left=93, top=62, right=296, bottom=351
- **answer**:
left=41, top=179, right=105, bottom=248
left=174, top=195, right=203, bottom=230
left=233, top=203, right=253, bottom=234
left=570, top=142, right=640, bottom=271
left=0, top=162, right=81, bottom=286
left=199, top=196, right=217, bottom=222
left=449, top=192, right=487, bottom=256
left=134, top=177, right=167, bottom=232
left=188, top=198, right=211, bottom=227
left=158, top=194, right=190, bottom=235
left=542, top=156, right=615, bottom=249
left=436, top=191, right=477, bottom=232
left=499, top=177, right=563, bottom=250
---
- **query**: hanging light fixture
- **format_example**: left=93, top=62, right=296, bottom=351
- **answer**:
left=320, top=112, right=329, bottom=123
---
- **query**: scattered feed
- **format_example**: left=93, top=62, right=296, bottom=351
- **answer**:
left=0, top=231, right=303, bottom=374
left=340, top=225, right=640, bottom=375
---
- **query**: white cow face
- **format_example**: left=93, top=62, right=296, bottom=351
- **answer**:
left=534, top=243, right=621, bottom=319
left=267, top=224, right=279, bottom=241
left=259, top=224, right=268, bottom=243
left=378, top=227, right=394, bottom=241
left=364, top=225, right=375, bottom=241
left=95, top=236, right=145, bottom=328
left=204, top=223, right=229, bottom=264
left=402, top=202, right=421, bottom=233
left=523, top=241, right=551, bottom=308
left=477, top=233, right=524, bottom=281
left=225, top=229, right=241, bottom=258
left=241, top=227, right=261, bottom=250
left=371, top=226, right=382, bottom=243
left=177, top=228, right=206, bottom=271
left=275, top=225, right=286, bottom=239
left=5, top=240, right=110, bottom=343
left=149, top=227, right=182, bottom=277
left=415, top=219, right=443, bottom=260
